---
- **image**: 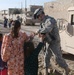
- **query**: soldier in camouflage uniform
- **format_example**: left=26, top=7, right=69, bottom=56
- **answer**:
left=33, top=8, right=70, bottom=75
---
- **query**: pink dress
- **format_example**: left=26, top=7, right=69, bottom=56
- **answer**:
left=1, top=31, right=28, bottom=75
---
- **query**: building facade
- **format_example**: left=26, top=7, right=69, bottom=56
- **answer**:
left=44, top=0, right=74, bottom=21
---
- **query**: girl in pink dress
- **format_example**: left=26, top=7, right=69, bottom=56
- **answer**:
left=1, top=20, right=33, bottom=75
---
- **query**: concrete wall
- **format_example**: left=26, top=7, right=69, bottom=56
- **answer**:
left=44, top=1, right=73, bottom=21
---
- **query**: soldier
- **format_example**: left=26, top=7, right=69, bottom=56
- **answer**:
left=33, top=8, right=70, bottom=75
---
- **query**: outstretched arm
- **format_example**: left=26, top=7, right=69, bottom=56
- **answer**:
left=33, top=42, right=44, bottom=56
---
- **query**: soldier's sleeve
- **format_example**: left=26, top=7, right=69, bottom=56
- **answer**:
left=39, top=19, right=54, bottom=34
left=44, top=19, right=54, bottom=33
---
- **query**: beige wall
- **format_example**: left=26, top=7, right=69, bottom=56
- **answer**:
left=44, top=1, right=73, bottom=21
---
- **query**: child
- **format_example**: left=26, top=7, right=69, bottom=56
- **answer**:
left=24, top=36, right=45, bottom=75
left=0, top=33, right=7, bottom=75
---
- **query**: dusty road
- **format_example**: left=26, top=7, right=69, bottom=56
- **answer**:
left=0, top=25, right=74, bottom=75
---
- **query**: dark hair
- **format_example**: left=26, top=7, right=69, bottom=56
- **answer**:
left=0, top=33, right=3, bottom=37
left=24, top=41, right=35, bottom=57
left=0, top=33, right=3, bottom=41
left=11, top=20, right=21, bottom=38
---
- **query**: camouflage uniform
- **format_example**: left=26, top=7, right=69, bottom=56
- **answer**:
left=39, top=15, right=68, bottom=74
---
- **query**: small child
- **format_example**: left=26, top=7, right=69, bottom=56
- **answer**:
left=24, top=42, right=44, bottom=75
left=0, top=33, right=7, bottom=75
left=24, top=36, right=45, bottom=75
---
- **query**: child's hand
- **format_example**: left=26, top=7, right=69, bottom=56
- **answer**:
left=39, top=34, right=46, bottom=42
left=41, top=34, right=46, bottom=41
left=29, top=32, right=35, bottom=40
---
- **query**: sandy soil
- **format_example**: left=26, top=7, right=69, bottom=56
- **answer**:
left=38, top=53, right=74, bottom=75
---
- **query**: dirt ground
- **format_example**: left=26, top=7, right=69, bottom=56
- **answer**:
left=38, top=53, right=74, bottom=75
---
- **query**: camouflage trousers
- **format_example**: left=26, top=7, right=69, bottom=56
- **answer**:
left=44, top=41, right=68, bottom=72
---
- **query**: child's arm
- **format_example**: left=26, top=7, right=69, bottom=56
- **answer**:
left=32, top=34, right=45, bottom=56
left=1, top=34, right=11, bottom=62
left=33, top=42, right=44, bottom=56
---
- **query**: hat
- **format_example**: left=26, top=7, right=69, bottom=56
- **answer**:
left=34, top=8, right=43, bottom=19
